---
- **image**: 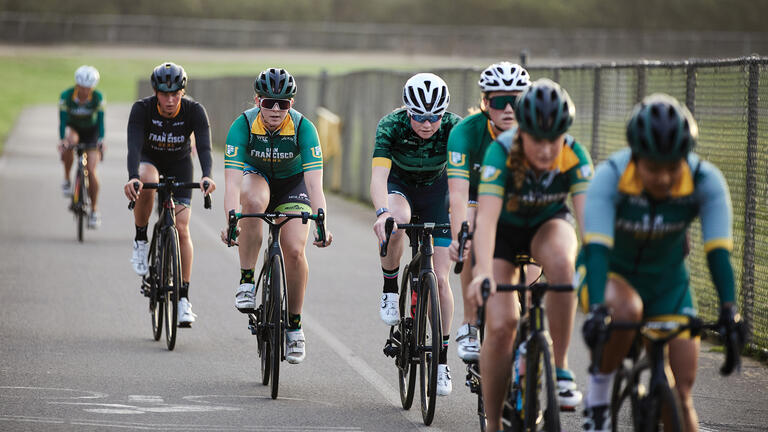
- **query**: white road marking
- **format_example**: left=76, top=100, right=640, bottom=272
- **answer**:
left=0, top=386, right=107, bottom=399
left=128, top=395, right=164, bottom=403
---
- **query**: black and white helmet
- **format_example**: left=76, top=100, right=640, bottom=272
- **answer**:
left=478, top=62, right=530, bottom=93
left=402, top=73, right=450, bottom=116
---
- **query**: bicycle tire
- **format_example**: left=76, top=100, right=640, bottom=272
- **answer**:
left=646, top=383, right=683, bottom=432
left=75, top=169, right=85, bottom=242
left=149, top=232, right=162, bottom=341
left=418, top=271, right=441, bottom=426
left=397, top=266, right=417, bottom=409
left=162, top=227, right=181, bottom=351
left=260, top=264, right=271, bottom=386
left=269, top=255, right=283, bottom=399
left=609, top=364, right=635, bottom=432
left=522, top=338, right=560, bottom=432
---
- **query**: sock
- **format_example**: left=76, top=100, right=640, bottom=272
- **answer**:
left=585, top=371, right=615, bottom=408
left=440, top=335, right=450, bottom=364
left=180, top=282, right=189, bottom=299
left=382, top=266, right=399, bottom=294
left=240, top=268, right=255, bottom=284
left=288, top=313, right=302, bottom=330
left=135, top=225, right=148, bottom=242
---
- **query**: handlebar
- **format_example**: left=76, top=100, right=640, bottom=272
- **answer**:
left=127, top=179, right=211, bottom=210
left=379, top=217, right=395, bottom=257
left=454, top=221, right=472, bottom=274
left=475, top=278, right=573, bottom=328
left=226, top=208, right=327, bottom=248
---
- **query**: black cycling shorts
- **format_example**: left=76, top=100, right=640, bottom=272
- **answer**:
left=493, top=208, right=574, bottom=262
left=243, top=170, right=312, bottom=213
left=387, top=171, right=451, bottom=247
left=68, top=126, right=100, bottom=149
left=140, top=154, right=194, bottom=205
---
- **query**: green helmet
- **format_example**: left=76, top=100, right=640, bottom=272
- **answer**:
left=626, top=94, right=697, bottom=161
left=253, top=68, right=297, bottom=98
left=514, top=78, right=575, bottom=140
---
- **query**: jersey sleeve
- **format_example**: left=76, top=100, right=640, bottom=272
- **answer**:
left=446, top=121, right=472, bottom=181
left=372, top=114, right=395, bottom=170
left=567, top=141, right=594, bottom=195
left=477, top=141, right=508, bottom=198
left=95, top=91, right=105, bottom=139
left=298, top=119, right=323, bottom=172
left=696, top=161, right=733, bottom=253
left=224, top=114, right=249, bottom=171
left=126, top=101, right=146, bottom=180
left=58, top=90, right=68, bottom=139
left=191, top=102, right=213, bottom=178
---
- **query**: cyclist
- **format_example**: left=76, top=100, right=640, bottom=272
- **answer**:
left=580, top=94, right=744, bottom=432
left=124, top=62, right=216, bottom=327
left=222, top=67, right=333, bottom=365
left=372, top=72, right=461, bottom=396
left=468, top=78, right=591, bottom=430
left=447, top=62, right=532, bottom=362
left=58, top=65, right=105, bottom=228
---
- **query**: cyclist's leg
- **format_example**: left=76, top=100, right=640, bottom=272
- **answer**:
left=85, top=148, right=101, bottom=211
left=459, top=205, right=477, bottom=325
left=280, top=218, right=310, bottom=314
left=433, top=245, right=454, bottom=343
left=133, top=162, right=159, bottom=227
left=668, top=335, right=699, bottom=432
left=480, top=257, right=520, bottom=432
left=377, top=191, right=411, bottom=324
left=175, top=202, right=192, bottom=283
left=238, top=171, right=269, bottom=269
left=61, top=127, right=78, bottom=182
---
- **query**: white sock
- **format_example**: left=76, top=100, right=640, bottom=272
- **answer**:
left=586, top=371, right=615, bottom=408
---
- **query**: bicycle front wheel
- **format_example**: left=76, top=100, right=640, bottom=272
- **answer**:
left=148, top=233, right=162, bottom=341
left=268, top=255, right=283, bottom=399
left=524, top=337, right=560, bottom=432
left=418, top=271, right=441, bottom=426
left=259, top=264, right=271, bottom=386
left=646, top=383, right=683, bottom=432
left=162, top=227, right=181, bottom=351
left=74, top=170, right=86, bottom=242
left=397, top=266, right=417, bottom=409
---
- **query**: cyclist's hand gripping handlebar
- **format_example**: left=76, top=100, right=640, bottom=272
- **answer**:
left=314, top=208, right=327, bottom=246
left=226, top=209, right=239, bottom=247
left=475, top=278, right=492, bottom=329
left=454, top=221, right=472, bottom=274
left=379, top=217, right=395, bottom=257
left=128, top=182, right=140, bottom=210
left=202, top=181, right=212, bottom=209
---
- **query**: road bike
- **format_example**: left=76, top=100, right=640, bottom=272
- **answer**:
left=68, top=142, right=90, bottom=242
left=227, top=208, right=326, bottom=399
left=128, top=177, right=210, bottom=350
left=381, top=216, right=450, bottom=426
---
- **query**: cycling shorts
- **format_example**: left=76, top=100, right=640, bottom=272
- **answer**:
left=493, top=208, right=573, bottom=262
left=608, top=264, right=695, bottom=318
left=140, top=154, right=194, bottom=206
left=67, top=126, right=100, bottom=149
left=388, top=171, right=451, bottom=247
left=243, top=170, right=311, bottom=213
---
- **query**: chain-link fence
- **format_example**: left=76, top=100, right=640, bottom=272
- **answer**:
left=147, top=56, right=767, bottom=353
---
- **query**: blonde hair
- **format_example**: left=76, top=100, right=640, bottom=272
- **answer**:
left=505, top=131, right=527, bottom=190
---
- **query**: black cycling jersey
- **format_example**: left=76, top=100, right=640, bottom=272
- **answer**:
left=126, top=95, right=213, bottom=180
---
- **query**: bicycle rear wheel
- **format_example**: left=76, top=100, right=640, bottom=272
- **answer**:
left=162, top=227, right=181, bottom=351
left=646, top=384, right=683, bottom=432
left=397, top=266, right=417, bottom=409
left=148, top=233, right=162, bottom=341
left=74, top=169, right=86, bottom=242
left=268, top=255, right=283, bottom=399
left=418, top=271, right=441, bottom=425
left=524, top=337, right=560, bottom=432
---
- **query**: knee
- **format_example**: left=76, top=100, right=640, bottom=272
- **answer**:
left=282, top=243, right=306, bottom=264
left=240, top=193, right=266, bottom=212
left=607, top=296, right=642, bottom=322
left=486, top=312, right=519, bottom=344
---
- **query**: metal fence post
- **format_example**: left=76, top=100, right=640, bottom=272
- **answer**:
left=590, top=66, right=601, bottom=161
left=685, top=61, right=697, bottom=115
left=318, top=69, right=328, bottom=108
left=741, top=57, right=759, bottom=342
left=636, top=62, right=647, bottom=103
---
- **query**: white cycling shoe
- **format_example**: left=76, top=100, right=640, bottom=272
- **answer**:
left=178, top=297, right=197, bottom=327
left=131, top=240, right=149, bottom=276
left=379, top=293, right=400, bottom=326
left=436, top=364, right=452, bottom=396
left=235, top=283, right=256, bottom=312
left=286, top=329, right=306, bottom=364
left=456, top=323, right=481, bottom=362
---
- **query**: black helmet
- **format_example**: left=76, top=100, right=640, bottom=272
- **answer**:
left=253, top=68, right=297, bottom=98
left=514, top=78, right=575, bottom=140
left=626, top=94, right=697, bottom=161
left=151, top=62, right=187, bottom=92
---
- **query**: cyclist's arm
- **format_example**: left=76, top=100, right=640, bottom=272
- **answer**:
left=446, top=126, right=472, bottom=240
left=96, top=91, right=105, bottom=141
left=297, top=119, right=326, bottom=213
left=583, top=161, right=619, bottom=306
left=473, top=142, right=507, bottom=277
left=126, top=102, right=146, bottom=180
left=448, top=178, right=469, bottom=240
left=223, top=115, right=249, bottom=218
left=697, top=160, right=736, bottom=305
left=191, top=103, right=213, bottom=179
left=568, top=140, right=594, bottom=240
left=371, top=116, right=395, bottom=212
left=58, top=93, right=68, bottom=140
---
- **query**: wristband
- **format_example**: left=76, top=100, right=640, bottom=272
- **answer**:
left=376, top=207, right=390, bottom=217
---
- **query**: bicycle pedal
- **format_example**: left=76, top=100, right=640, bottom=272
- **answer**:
left=383, top=341, right=399, bottom=358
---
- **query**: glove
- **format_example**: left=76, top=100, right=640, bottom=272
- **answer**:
left=717, top=304, right=746, bottom=375
left=582, top=304, right=611, bottom=350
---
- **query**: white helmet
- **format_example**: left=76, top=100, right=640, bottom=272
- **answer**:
left=75, top=65, right=100, bottom=88
left=402, top=73, right=450, bottom=116
left=478, top=62, right=530, bottom=93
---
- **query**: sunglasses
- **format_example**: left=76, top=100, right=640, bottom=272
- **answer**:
left=488, top=95, right=518, bottom=110
left=260, top=98, right=291, bottom=110
left=410, top=113, right=442, bottom=123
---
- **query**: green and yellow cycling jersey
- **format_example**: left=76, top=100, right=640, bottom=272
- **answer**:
left=372, top=108, right=462, bottom=187
left=58, top=87, right=105, bottom=139
left=224, top=107, right=323, bottom=180
left=446, top=111, right=497, bottom=192
left=478, top=126, right=593, bottom=227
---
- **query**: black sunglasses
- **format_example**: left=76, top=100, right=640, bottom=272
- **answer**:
left=260, top=98, right=291, bottom=110
left=488, top=95, right=517, bottom=110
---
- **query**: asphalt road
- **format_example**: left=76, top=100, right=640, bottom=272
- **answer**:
left=0, top=105, right=766, bottom=431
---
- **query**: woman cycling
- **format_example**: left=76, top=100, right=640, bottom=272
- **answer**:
left=580, top=94, right=744, bottom=432
left=371, top=72, right=461, bottom=395
left=469, top=78, right=591, bottom=430
left=446, top=61, right=531, bottom=362
left=223, top=67, right=333, bottom=365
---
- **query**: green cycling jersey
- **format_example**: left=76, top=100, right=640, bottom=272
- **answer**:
left=446, top=111, right=498, bottom=192
left=58, top=87, right=105, bottom=139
